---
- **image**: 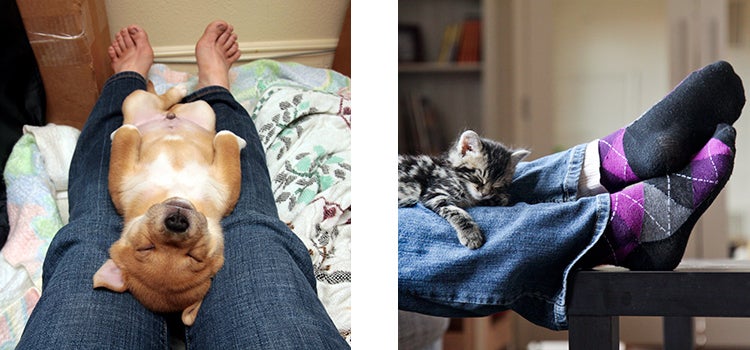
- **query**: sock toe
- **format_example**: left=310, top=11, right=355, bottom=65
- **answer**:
left=599, top=61, right=744, bottom=192
left=695, top=61, right=746, bottom=126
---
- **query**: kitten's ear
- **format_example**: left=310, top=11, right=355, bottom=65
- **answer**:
left=510, top=149, right=530, bottom=168
left=458, top=130, right=482, bottom=156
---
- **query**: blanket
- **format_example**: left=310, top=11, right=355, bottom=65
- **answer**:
left=252, top=86, right=351, bottom=339
left=1, top=124, right=77, bottom=348
left=0, top=59, right=351, bottom=348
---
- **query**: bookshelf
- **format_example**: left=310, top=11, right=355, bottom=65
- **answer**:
left=399, top=0, right=556, bottom=157
left=398, top=0, right=554, bottom=349
left=398, top=4, right=516, bottom=347
left=398, top=62, right=482, bottom=74
left=398, top=0, right=484, bottom=155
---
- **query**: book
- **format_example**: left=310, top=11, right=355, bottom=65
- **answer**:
left=437, top=23, right=461, bottom=63
left=435, top=17, right=481, bottom=63
left=456, top=17, right=481, bottom=62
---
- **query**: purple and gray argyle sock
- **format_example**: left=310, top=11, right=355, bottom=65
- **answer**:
left=585, top=123, right=735, bottom=271
left=598, top=60, right=744, bottom=192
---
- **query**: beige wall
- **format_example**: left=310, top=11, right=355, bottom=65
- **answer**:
left=727, top=0, right=750, bottom=245
left=515, top=1, right=671, bottom=346
left=104, top=0, right=349, bottom=72
left=552, top=0, right=669, bottom=150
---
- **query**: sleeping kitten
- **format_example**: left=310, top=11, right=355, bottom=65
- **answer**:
left=398, top=130, right=529, bottom=249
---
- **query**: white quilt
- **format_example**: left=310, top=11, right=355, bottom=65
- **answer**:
left=252, top=86, right=351, bottom=339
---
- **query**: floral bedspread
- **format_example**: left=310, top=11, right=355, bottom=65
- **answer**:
left=0, top=60, right=351, bottom=348
left=251, top=85, right=351, bottom=340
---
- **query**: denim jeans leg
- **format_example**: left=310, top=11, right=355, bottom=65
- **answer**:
left=16, top=72, right=168, bottom=349
left=509, top=143, right=588, bottom=204
left=183, top=87, right=278, bottom=218
left=398, top=144, right=611, bottom=331
left=182, top=87, right=348, bottom=349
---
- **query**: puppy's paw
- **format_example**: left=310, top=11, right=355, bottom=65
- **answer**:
left=110, top=124, right=140, bottom=140
left=172, top=84, right=189, bottom=98
left=160, top=84, right=189, bottom=108
left=216, top=130, right=247, bottom=150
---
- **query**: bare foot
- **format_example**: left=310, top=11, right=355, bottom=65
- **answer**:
left=195, top=20, right=240, bottom=89
left=108, top=25, right=154, bottom=79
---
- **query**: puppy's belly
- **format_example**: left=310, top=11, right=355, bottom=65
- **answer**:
left=136, top=116, right=206, bottom=134
left=122, top=153, right=224, bottom=211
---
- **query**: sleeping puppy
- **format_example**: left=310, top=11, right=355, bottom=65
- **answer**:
left=93, top=83, right=246, bottom=326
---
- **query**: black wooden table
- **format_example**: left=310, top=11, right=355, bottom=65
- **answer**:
left=567, top=259, right=750, bottom=349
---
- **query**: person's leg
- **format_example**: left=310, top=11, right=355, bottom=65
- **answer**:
left=398, top=196, right=609, bottom=331
left=184, top=21, right=276, bottom=219
left=400, top=125, right=736, bottom=330
left=183, top=21, right=347, bottom=349
left=510, top=60, right=744, bottom=204
left=16, top=26, right=167, bottom=349
left=509, top=144, right=587, bottom=204
left=400, top=139, right=607, bottom=330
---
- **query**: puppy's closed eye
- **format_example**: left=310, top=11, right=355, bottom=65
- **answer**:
left=135, top=244, right=156, bottom=262
left=187, top=252, right=203, bottom=263
left=137, top=244, right=156, bottom=252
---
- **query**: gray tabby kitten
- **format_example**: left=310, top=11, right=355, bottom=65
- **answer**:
left=398, top=130, right=529, bottom=249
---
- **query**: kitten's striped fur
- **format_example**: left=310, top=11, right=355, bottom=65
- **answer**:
left=398, top=130, right=529, bottom=249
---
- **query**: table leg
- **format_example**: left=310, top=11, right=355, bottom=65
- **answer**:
left=568, top=315, right=619, bottom=350
left=663, top=316, right=694, bottom=350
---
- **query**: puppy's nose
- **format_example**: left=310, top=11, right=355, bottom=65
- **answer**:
left=165, top=211, right=190, bottom=233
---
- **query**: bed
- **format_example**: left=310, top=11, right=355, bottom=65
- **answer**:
left=0, top=58, right=351, bottom=348
left=1, top=0, right=354, bottom=343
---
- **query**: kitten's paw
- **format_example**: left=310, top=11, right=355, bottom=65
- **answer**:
left=458, top=226, right=484, bottom=249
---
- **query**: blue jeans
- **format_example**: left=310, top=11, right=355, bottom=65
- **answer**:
left=16, top=72, right=349, bottom=349
left=398, top=144, right=611, bottom=330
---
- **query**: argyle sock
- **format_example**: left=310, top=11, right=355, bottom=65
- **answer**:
left=582, top=123, right=735, bottom=271
left=598, top=60, right=744, bottom=192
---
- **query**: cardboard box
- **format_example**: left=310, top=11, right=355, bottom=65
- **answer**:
left=17, top=0, right=113, bottom=130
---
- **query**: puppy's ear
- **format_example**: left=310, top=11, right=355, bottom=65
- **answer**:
left=93, top=259, right=127, bottom=292
left=182, top=299, right=203, bottom=326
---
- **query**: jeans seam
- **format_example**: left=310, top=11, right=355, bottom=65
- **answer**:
left=556, top=193, right=611, bottom=329
left=162, top=318, right=170, bottom=350
left=401, top=288, right=559, bottom=311
left=184, top=326, right=192, bottom=350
